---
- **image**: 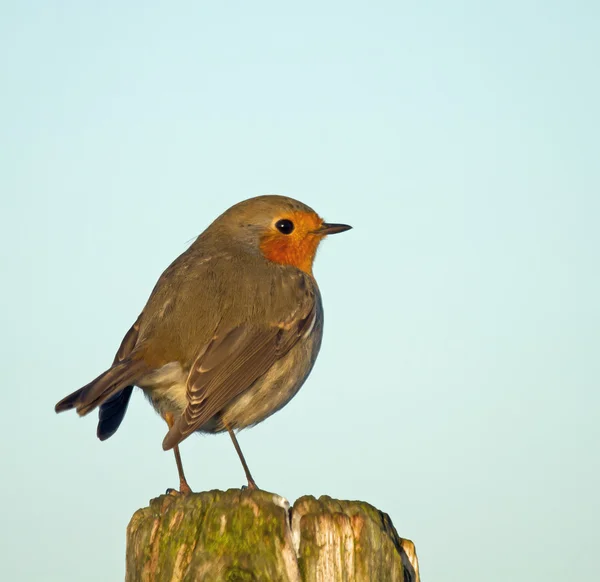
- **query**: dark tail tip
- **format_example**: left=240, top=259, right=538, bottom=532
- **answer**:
left=97, top=430, right=114, bottom=442
left=97, top=386, right=134, bottom=441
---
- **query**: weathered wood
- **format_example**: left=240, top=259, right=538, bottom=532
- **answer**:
left=126, top=489, right=419, bottom=582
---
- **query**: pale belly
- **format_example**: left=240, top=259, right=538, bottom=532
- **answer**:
left=137, top=331, right=321, bottom=433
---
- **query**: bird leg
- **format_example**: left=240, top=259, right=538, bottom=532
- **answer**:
left=164, top=412, right=192, bottom=494
left=226, top=423, right=258, bottom=490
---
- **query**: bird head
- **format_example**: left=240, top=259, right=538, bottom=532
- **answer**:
left=204, top=195, right=352, bottom=274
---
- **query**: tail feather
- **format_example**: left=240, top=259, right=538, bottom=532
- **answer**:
left=97, top=386, right=134, bottom=441
left=54, top=390, right=82, bottom=413
left=55, top=359, right=147, bottom=417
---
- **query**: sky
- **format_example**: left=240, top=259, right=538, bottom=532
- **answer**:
left=1, top=1, right=599, bottom=580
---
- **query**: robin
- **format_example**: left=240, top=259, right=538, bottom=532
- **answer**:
left=55, top=195, right=351, bottom=492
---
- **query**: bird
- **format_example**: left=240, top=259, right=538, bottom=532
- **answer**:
left=55, top=195, right=351, bottom=493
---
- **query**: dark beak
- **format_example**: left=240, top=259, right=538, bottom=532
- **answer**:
left=315, top=222, right=353, bottom=235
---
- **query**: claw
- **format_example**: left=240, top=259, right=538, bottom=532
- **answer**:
left=179, top=480, right=193, bottom=495
left=166, top=485, right=192, bottom=496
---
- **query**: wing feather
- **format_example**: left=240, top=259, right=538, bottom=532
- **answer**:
left=162, top=300, right=316, bottom=450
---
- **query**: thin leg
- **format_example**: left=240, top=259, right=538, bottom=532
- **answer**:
left=226, top=424, right=258, bottom=490
left=164, top=412, right=192, bottom=494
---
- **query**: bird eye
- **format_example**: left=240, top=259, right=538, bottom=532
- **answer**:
left=275, top=219, right=295, bottom=235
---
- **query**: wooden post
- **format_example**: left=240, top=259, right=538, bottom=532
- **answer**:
left=126, top=489, right=420, bottom=581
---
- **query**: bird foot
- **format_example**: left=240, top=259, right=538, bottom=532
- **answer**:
left=179, top=480, right=193, bottom=495
left=165, top=482, right=193, bottom=496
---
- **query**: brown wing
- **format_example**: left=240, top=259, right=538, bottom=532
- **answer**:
left=162, top=303, right=316, bottom=450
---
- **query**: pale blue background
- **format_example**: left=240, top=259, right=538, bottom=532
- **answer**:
left=2, top=1, right=599, bottom=580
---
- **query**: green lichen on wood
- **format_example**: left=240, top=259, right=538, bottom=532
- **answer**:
left=126, top=489, right=418, bottom=582
left=127, top=489, right=298, bottom=582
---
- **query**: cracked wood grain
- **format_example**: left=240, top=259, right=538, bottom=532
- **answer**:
left=126, top=489, right=419, bottom=582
